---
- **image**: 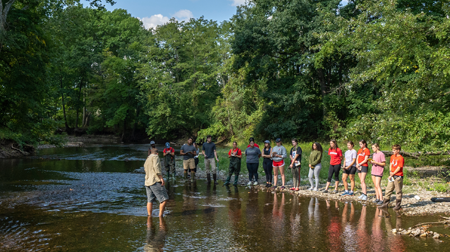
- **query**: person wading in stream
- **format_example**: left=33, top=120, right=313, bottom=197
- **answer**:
left=380, top=144, right=404, bottom=211
left=148, top=140, right=156, bottom=156
left=356, top=139, right=370, bottom=201
left=144, top=148, right=168, bottom=217
left=341, top=141, right=357, bottom=196
left=180, top=137, right=196, bottom=180
left=163, top=142, right=175, bottom=179
left=289, top=138, right=302, bottom=191
left=262, top=140, right=273, bottom=188
left=245, top=139, right=261, bottom=186
left=192, top=142, right=201, bottom=182
left=370, top=143, right=386, bottom=205
left=202, top=135, right=220, bottom=184
left=271, top=138, right=287, bottom=190
left=324, top=139, right=343, bottom=193
left=225, top=141, right=242, bottom=186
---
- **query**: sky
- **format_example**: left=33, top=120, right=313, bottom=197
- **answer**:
left=105, top=0, right=348, bottom=30
left=105, top=0, right=246, bottom=29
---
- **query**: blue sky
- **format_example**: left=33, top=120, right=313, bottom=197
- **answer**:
left=105, top=0, right=348, bottom=29
left=105, top=0, right=244, bottom=29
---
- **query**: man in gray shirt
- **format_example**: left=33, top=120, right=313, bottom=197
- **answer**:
left=202, top=135, right=219, bottom=184
left=180, top=137, right=197, bottom=179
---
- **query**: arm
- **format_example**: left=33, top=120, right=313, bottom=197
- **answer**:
left=214, top=149, right=219, bottom=161
left=180, top=147, right=186, bottom=156
left=170, top=149, right=175, bottom=156
left=349, top=158, right=356, bottom=167
left=310, top=152, right=321, bottom=166
left=290, top=154, right=300, bottom=167
left=153, top=156, right=164, bottom=186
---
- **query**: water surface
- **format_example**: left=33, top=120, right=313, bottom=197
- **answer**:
left=0, top=145, right=449, bottom=251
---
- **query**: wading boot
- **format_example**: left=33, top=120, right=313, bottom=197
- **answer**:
left=191, top=172, right=195, bottom=182
left=184, top=171, right=188, bottom=179
left=224, top=175, right=231, bottom=186
left=207, top=173, right=211, bottom=183
left=233, top=174, right=239, bottom=186
left=379, top=199, right=390, bottom=208
left=393, top=199, right=402, bottom=211
left=213, top=174, right=218, bottom=185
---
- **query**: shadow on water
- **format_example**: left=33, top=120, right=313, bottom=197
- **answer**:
left=0, top=145, right=449, bottom=251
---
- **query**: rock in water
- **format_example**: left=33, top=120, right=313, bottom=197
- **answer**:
left=433, top=233, right=440, bottom=239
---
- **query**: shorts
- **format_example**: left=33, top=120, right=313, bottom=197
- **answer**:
left=343, top=166, right=357, bottom=175
left=146, top=183, right=169, bottom=203
left=357, top=166, right=368, bottom=173
left=372, top=174, right=383, bottom=178
left=183, top=159, right=195, bottom=170
left=273, top=160, right=285, bottom=167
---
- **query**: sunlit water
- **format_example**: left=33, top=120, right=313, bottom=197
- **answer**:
left=0, top=144, right=449, bottom=251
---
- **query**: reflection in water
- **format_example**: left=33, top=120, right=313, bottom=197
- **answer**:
left=145, top=216, right=167, bottom=251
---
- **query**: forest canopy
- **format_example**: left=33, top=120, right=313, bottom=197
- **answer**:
left=1, top=0, right=449, bottom=151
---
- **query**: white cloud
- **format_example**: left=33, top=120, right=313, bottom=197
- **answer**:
left=230, top=0, right=246, bottom=7
left=139, top=9, right=194, bottom=30
left=173, top=9, right=194, bottom=22
left=139, top=14, right=171, bottom=30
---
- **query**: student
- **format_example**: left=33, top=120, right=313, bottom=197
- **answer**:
left=180, top=137, right=197, bottom=179
left=308, top=142, right=323, bottom=191
left=380, top=144, right=404, bottom=211
left=144, top=148, right=168, bottom=217
left=356, top=139, right=370, bottom=201
left=271, top=138, right=287, bottom=189
left=163, top=142, right=175, bottom=178
left=261, top=140, right=273, bottom=187
left=192, top=142, right=201, bottom=182
left=289, top=138, right=302, bottom=191
left=325, top=139, right=343, bottom=193
left=202, top=135, right=220, bottom=184
left=245, top=139, right=261, bottom=186
left=371, top=143, right=386, bottom=205
left=148, top=140, right=156, bottom=156
left=225, top=141, right=242, bottom=186
left=247, top=137, right=260, bottom=148
left=341, top=141, right=357, bottom=196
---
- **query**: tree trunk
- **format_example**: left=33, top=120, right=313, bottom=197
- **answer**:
left=318, top=68, right=327, bottom=119
left=0, top=0, right=19, bottom=54
left=132, top=106, right=140, bottom=140
left=121, top=112, right=127, bottom=142
left=60, top=77, right=69, bottom=130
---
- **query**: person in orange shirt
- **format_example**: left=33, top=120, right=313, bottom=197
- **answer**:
left=380, top=144, right=404, bottom=211
left=356, top=140, right=370, bottom=201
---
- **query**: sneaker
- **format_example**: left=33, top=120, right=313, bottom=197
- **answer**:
left=333, top=190, right=338, bottom=194
left=348, top=191, right=354, bottom=196
left=361, top=194, right=367, bottom=201
left=247, top=181, right=252, bottom=186
left=280, top=186, right=286, bottom=190
left=373, top=199, right=379, bottom=204
left=308, top=187, right=313, bottom=191
left=341, top=191, right=349, bottom=196
left=253, top=181, right=258, bottom=186
left=272, top=186, right=277, bottom=189
left=295, top=188, right=299, bottom=191
left=377, top=200, right=384, bottom=206
left=290, top=187, right=296, bottom=190
left=358, top=194, right=364, bottom=199
left=324, top=190, right=328, bottom=193
left=313, top=187, right=318, bottom=191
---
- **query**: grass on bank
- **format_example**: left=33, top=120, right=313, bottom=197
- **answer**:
left=194, top=141, right=450, bottom=192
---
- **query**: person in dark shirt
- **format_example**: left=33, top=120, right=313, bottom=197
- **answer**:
left=289, top=138, right=302, bottom=191
left=202, top=135, right=219, bottom=184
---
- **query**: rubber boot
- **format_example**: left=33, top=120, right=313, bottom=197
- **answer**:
left=191, top=172, right=195, bottom=182
left=393, top=199, right=402, bottom=211
left=184, top=170, right=188, bottom=179
left=207, top=173, right=211, bottom=183
left=213, top=174, right=218, bottom=184
left=379, top=198, right=390, bottom=208
left=224, top=175, right=231, bottom=186
left=233, top=174, right=239, bottom=186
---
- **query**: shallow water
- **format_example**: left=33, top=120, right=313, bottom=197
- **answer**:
left=0, top=145, right=449, bottom=251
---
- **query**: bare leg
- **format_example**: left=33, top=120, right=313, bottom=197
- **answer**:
left=342, top=173, right=349, bottom=191
left=349, top=175, right=355, bottom=192
left=325, top=182, right=331, bottom=191
left=273, top=167, right=278, bottom=187
left=280, top=166, right=285, bottom=186
left=334, top=180, right=339, bottom=191
left=159, top=201, right=166, bottom=217
left=147, top=202, right=153, bottom=216
left=359, top=172, right=367, bottom=194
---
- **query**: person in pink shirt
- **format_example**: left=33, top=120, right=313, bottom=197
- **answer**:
left=370, top=143, right=386, bottom=205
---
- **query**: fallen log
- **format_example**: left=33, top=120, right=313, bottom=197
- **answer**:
left=11, top=144, right=27, bottom=155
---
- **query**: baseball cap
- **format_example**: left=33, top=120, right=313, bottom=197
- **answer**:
left=165, top=142, right=170, bottom=148
left=276, top=138, right=281, bottom=143
left=150, top=140, right=156, bottom=145
left=264, top=140, right=270, bottom=144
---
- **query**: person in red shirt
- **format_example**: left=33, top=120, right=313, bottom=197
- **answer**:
left=246, top=137, right=259, bottom=148
left=356, top=139, right=370, bottom=201
left=325, top=140, right=343, bottom=193
left=163, top=142, right=175, bottom=178
left=380, top=144, right=404, bottom=211
left=225, top=141, right=242, bottom=186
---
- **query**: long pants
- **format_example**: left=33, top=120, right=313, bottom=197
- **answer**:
left=383, top=176, right=403, bottom=201
left=247, top=163, right=259, bottom=181
left=165, top=163, right=175, bottom=174
left=204, top=158, right=216, bottom=174
left=292, top=166, right=300, bottom=187
left=327, top=164, right=341, bottom=183
left=263, top=161, right=273, bottom=183
left=308, top=163, right=322, bottom=188
left=226, top=163, right=241, bottom=184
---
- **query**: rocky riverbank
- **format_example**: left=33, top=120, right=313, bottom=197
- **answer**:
left=0, top=140, right=34, bottom=158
